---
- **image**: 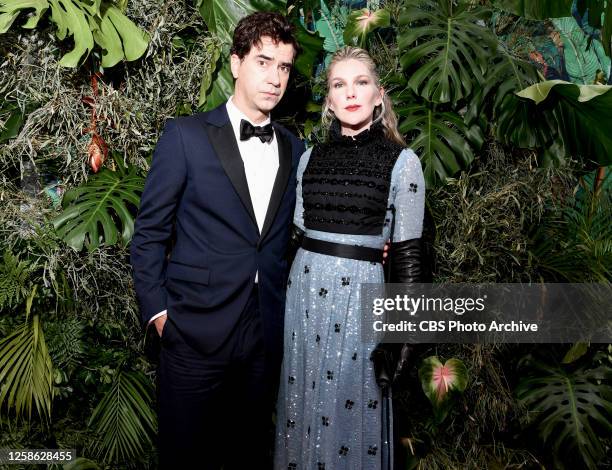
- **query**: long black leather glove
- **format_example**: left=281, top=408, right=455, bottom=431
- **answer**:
left=285, top=224, right=304, bottom=268
left=371, top=237, right=423, bottom=388
left=388, top=238, right=422, bottom=284
left=371, top=342, right=415, bottom=389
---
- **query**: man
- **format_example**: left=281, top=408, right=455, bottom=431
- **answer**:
left=130, top=12, right=303, bottom=469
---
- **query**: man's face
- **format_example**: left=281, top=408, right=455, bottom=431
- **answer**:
left=231, top=36, right=295, bottom=122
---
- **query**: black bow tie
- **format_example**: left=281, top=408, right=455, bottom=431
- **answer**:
left=240, top=119, right=274, bottom=143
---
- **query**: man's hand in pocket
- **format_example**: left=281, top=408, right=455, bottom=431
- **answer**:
left=154, top=314, right=167, bottom=337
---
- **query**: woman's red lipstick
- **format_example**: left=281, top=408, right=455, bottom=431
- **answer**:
left=345, top=105, right=361, bottom=111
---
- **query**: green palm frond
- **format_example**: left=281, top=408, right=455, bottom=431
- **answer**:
left=0, top=250, right=32, bottom=310
left=45, top=318, right=86, bottom=370
left=531, top=172, right=612, bottom=281
left=63, top=457, right=102, bottom=470
left=88, top=370, right=156, bottom=464
left=0, top=301, right=54, bottom=422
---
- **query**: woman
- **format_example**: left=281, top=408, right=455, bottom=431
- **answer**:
left=274, top=46, right=425, bottom=470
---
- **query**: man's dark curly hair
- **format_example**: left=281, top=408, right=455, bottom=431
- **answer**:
left=230, top=12, right=301, bottom=60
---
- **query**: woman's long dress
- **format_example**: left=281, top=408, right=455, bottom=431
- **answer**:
left=274, top=122, right=425, bottom=470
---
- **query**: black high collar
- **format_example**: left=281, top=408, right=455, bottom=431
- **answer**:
left=328, top=119, right=385, bottom=145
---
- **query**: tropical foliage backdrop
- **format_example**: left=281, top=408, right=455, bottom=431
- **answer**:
left=0, top=0, right=610, bottom=468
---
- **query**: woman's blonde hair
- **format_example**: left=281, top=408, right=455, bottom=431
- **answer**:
left=321, top=46, right=406, bottom=146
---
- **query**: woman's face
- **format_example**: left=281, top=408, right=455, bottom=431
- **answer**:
left=327, top=58, right=383, bottom=136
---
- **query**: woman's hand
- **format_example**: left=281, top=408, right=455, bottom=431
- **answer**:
left=383, top=241, right=389, bottom=264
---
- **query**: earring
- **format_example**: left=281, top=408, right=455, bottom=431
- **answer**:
left=373, top=101, right=385, bottom=123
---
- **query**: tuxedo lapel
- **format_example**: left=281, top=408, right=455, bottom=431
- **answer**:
left=259, top=127, right=292, bottom=244
left=204, top=112, right=258, bottom=231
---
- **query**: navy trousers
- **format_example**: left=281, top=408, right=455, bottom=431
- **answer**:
left=156, top=285, right=276, bottom=469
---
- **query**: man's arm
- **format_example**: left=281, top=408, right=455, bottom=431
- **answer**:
left=131, top=119, right=187, bottom=331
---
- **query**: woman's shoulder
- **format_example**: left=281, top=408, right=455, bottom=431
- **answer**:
left=395, top=147, right=421, bottom=168
left=391, top=147, right=424, bottom=181
left=297, top=146, right=314, bottom=173
left=299, top=146, right=314, bottom=162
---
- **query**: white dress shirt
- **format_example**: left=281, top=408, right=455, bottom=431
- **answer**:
left=225, top=95, right=280, bottom=232
left=148, top=96, right=279, bottom=326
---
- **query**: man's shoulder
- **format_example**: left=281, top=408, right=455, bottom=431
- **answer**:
left=164, top=113, right=204, bottom=135
left=168, top=103, right=228, bottom=132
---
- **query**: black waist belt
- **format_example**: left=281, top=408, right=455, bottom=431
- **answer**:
left=301, top=236, right=382, bottom=263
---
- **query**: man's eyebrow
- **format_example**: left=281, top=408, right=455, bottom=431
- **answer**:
left=256, top=54, right=293, bottom=68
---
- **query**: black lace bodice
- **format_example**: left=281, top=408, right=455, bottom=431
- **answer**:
left=302, top=120, right=404, bottom=235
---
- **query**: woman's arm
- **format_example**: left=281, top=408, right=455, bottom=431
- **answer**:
left=388, top=148, right=426, bottom=283
left=285, top=147, right=313, bottom=265
left=372, top=149, right=426, bottom=388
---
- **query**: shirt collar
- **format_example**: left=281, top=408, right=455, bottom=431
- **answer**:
left=226, top=95, right=271, bottom=132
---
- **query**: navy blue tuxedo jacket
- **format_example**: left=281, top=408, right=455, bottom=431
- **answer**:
left=130, top=103, right=304, bottom=359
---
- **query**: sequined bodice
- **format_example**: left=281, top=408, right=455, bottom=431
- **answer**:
left=301, top=120, right=403, bottom=235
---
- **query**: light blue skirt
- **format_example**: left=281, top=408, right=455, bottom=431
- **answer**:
left=274, top=240, right=386, bottom=470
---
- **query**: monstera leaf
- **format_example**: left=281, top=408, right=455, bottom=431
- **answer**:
left=343, top=8, right=390, bottom=48
left=398, top=0, right=497, bottom=105
left=0, top=0, right=48, bottom=32
left=93, top=4, right=150, bottom=67
left=419, top=356, right=468, bottom=424
left=552, top=16, right=610, bottom=84
left=52, top=161, right=144, bottom=251
left=0, top=0, right=149, bottom=67
left=517, top=80, right=612, bottom=165
left=516, top=362, right=612, bottom=469
left=468, top=43, right=558, bottom=149
left=397, top=98, right=483, bottom=186
left=89, top=371, right=156, bottom=463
